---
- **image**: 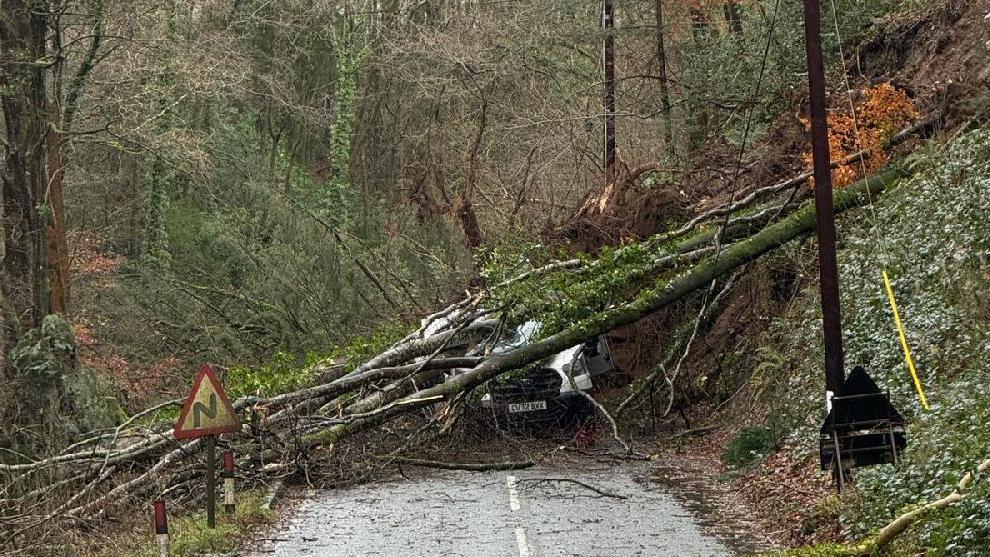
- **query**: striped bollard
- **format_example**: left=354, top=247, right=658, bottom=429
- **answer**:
left=223, top=450, right=236, bottom=514
left=154, top=499, right=169, bottom=557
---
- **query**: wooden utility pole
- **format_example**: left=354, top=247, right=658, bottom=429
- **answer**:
left=801, top=0, right=845, bottom=402
left=602, top=0, right=616, bottom=186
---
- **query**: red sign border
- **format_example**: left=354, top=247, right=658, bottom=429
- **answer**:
left=173, top=364, right=241, bottom=440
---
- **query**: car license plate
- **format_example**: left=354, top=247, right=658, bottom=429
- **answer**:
left=508, top=401, right=547, bottom=413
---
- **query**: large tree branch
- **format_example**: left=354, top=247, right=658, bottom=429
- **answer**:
left=810, top=458, right=990, bottom=557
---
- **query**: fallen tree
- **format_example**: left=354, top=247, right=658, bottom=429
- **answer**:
left=0, top=147, right=925, bottom=542
left=300, top=161, right=912, bottom=448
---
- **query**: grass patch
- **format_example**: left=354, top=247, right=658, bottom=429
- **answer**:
left=130, top=490, right=273, bottom=557
left=722, top=426, right=778, bottom=468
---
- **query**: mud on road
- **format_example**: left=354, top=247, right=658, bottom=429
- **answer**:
left=246, top=459, right=762, bottom=557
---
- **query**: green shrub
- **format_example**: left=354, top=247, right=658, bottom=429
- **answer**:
left=722, top=426, right=778, bottom=468
left=2, top=315, right=123, bottom=448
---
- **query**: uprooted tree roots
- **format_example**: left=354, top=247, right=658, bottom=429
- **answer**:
left=0, top=122, right=937, bottom=547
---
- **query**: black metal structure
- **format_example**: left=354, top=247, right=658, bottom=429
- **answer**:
left=820, top=366, right=907, bottom=491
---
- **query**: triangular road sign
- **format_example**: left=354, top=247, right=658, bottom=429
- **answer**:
left=174, top=364, right=241, bottom=440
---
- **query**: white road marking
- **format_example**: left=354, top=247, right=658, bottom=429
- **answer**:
left=515, top=527, right=532, bottom=557
left=506, top=475, right=521, bottom=512
left=507, top=475, right=532, bottom=555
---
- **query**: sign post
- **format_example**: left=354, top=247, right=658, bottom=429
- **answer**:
left=173, top=364, right=241, bottom=529
left=154, top=499, right=169, bottom=557
left=205, top=435, right=217, bottom=528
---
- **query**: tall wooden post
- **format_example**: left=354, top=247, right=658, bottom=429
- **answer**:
left=205, top=435, right=217, bottom=528
left=802, top=0, right=845, bottom=403
left=602, top=0, right=616, bottom=186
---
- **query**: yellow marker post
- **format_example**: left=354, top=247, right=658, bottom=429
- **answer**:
left=882, top=270, right=930, bottom=410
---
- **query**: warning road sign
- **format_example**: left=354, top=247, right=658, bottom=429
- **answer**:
left=174, top=364, right=241, bottom=440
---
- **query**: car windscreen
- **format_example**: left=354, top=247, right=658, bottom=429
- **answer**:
left=493, top=320, right=541, bottom=353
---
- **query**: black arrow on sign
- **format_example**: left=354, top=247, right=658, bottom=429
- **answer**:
left=193, top=393, right=218, bottom=427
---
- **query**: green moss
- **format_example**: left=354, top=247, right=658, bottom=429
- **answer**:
left=481, top=230, right=688, bottom=338
left=759, top=542, right=862, bottom=557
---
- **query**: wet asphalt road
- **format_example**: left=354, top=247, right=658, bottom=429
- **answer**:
left=248, top=465, right=734, bottom=557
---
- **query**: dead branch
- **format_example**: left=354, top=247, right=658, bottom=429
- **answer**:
left=577, top=391, right=632, bottom=455
left=833, top=458, right=990, bottom=556
left=661, top=270, right=741, bottom=417
left=518, top=477, right=628, bottom=500
left=377, top=455, right=535, bottom=471
left=615, top=270, right=739, bottom=416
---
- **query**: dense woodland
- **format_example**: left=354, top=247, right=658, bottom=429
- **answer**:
left=1, top=0, right=989, bottom=555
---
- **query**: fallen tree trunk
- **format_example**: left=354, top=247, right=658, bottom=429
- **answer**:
left=303, top=161, right=913, bottom=448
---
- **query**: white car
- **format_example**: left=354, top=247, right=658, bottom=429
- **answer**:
left=420, top=315, right=614, bottom=426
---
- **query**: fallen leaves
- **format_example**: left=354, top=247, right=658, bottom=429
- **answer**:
left=802, top=83, right=919, bottom=188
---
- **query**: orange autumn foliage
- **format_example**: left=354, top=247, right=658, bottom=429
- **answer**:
left=802, top=83, right=918, bottom=188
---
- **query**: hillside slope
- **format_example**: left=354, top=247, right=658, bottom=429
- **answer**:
left=648, top=2, right=990, bottom=554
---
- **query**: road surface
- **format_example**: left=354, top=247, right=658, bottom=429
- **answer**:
left=248, top=463, right=745, bottom=556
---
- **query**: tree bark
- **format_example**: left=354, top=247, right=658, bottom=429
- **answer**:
left=41, top=1, right=105, bottom=315
left=0, top=0, right=53, bottom=326
left=602, top=0, right=617, bottom=185
left=654, top=0, right=674, bottom=156
left=44, top=126, right=70, bottom=315
left=458, top=94, right=487, bottom=250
